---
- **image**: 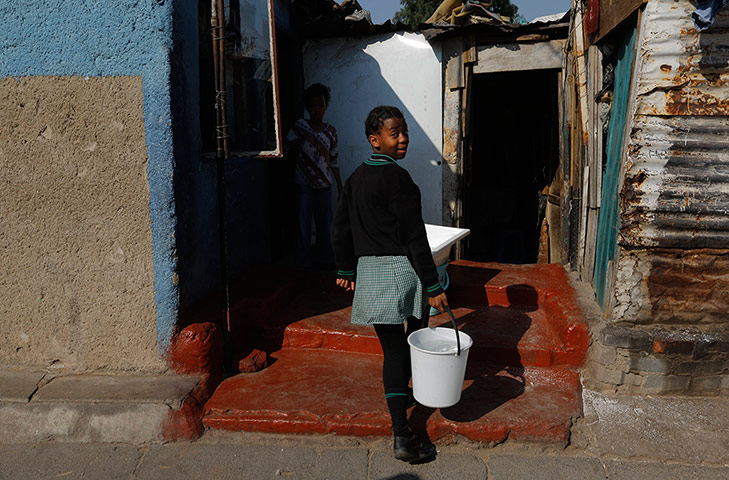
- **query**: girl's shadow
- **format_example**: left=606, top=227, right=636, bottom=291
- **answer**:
left=409, top=284, right=536, bottom=431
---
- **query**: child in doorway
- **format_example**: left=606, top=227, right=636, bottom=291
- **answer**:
left=331, top=106, right=448, bottom=464
left=286, top=83, right=343, bottom=267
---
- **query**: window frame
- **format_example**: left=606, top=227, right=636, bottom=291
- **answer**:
left=223, top=0, right=283, bottom=158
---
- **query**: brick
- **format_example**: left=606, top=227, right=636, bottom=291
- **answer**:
left=600, top=326, right=652, bottom=351
left=690, top=376, right=724, bottom=393
left=623, top=372, right=644, bottom=387
left=629, top=354, right=672, bottom=374
left=721, top=376, right=729, bottom=390
left=590, top=363, right=625, bottom=386
left=672, top=358, right=726, bottom=376
left=693, top=360, right=726, bottom=376
left=590, top=341, right=617, bottom=366
left=694, top=342, right=714, bottom=360
left=673, top=361, right=702, bottom=375
left=709, top=341, right=729, bottom=353
left=653, top=338, right=694, bottom=355
left=643, top=375, right=690, bottom=394
left=695, top=342, right=729, bottom=361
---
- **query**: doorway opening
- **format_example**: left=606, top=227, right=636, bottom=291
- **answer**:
left=464, top=69, right=560, bottom=264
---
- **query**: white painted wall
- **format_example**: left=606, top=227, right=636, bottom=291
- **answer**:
left=303, top=32, right=443, bottom=224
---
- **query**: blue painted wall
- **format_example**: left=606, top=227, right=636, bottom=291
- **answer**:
left=594, top=21, right=638, bottom=307
left=171, top=0, right=226, bottom=326
left=2, top=0, right=181, bottom=353
left=2, top=0, right=299, bottom=356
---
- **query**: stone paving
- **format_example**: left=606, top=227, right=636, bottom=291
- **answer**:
left=2, top=429, right=729, bottom=480
left=3, top=370, right=729, bottom=479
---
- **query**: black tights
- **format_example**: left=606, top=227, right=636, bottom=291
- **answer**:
left=374, top=314, right=428, bottom=437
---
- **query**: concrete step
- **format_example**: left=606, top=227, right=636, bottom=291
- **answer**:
left=231, top=261, right=589, bottom=368
left=203, top=348, right=582, bottom=445
left=0, top=369, right=203, bottom=443
left=279, top=305, right=574, bottom=367
left=207, top=261, right=589, bottom=445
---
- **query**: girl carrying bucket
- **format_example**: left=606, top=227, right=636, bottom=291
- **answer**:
left=331, top=106, right=448, bottom=464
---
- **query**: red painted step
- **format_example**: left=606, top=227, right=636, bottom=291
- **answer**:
left=203, top=349, right=581, bottom=444
left=206, top=261, right=589, bottom=445
left=276, top=261, right=588, bottom=368
left=225, top=262, right=588, bottom=368
left=281, top=306, right=571, bottom=367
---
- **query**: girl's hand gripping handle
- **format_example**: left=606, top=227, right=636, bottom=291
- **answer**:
left=428, top=292, right=448, bottom=313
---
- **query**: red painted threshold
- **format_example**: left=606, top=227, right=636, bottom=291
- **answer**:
left=282, top=305, right=578, bottom=368
left=203, top=349, right=581, bottom=444
left=205, top=261, right=589, bottom=444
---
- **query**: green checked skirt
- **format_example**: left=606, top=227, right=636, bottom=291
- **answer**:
left=351, top=256, right=427, bottom=325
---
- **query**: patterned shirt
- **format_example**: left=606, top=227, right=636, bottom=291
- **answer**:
left=286, top=119, right=338, bottom=188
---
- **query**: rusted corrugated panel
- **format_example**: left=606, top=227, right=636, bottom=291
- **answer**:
left=613, top=248, right=729, bottom=324
left=635, top=2, right=729, bottom=116
left=619, top=0, right=729, bottom=249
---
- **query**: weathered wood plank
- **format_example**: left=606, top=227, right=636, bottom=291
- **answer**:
left=573, top=6, right=589, bottom=146
left=592, top=0, right=647, bottom=44
left=443, top=37, right=463, bottom=228
left=583, top=207, right=600, bottom=283
left=587, top=45, right=604, bottom=209
left=474, top=40, right=564, bottom=74
left=577, top=164, right=590, bottom=271
left=445, top=37, right=464, bottom=91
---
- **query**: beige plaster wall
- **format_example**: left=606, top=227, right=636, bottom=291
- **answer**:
left=0, top=76, right=166, bottom=373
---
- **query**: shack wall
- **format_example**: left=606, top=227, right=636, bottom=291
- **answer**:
left=0, top=1, right=208, bottom=372
left=302, top=32, right=444, bottom=224
left=612, top=0, right=729, bottom=324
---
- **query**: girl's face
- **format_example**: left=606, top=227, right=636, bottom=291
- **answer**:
left=369, top=117, right=409, bottom=159
left=305, top=95, right=327, bottom=123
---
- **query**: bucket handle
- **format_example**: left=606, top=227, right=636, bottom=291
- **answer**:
left=421, top=302, right=461, bottom=356
left=444, top=305, right=461, bottom=357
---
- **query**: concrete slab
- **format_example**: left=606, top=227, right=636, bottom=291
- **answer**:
left=204, top=349, right=581, bottom=444
left=0, top=370, right=45, bottom=402
left=0, top=402, right=170, bottom=443
left=0, top=443, right=141, bottom=479
left=370, top=451, right=487, bottom=480
left=605, top=460, right=729, bottom=479
left=572, top=388, right=729, bottom=464
left=34, top=374, right=199, bottom=406
left=487, top=454, right=605, bottom=480
left=136, top=443, right=369, bottom=480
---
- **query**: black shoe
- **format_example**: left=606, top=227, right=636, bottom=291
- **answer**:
left=393, top=434, right=437, bottom=464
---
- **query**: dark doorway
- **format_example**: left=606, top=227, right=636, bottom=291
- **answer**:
left=464, top=69, right=560, bottom=264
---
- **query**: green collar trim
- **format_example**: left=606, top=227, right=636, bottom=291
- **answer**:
left=364, top=154, right=398, bottom=166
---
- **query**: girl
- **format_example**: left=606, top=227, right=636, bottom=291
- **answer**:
left=331, top=106, right=448, bottom=464
left=286, top=83, right=343, bottom=267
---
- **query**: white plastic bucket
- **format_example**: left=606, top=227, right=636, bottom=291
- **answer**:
left=407, top=326, right=473, bottom=408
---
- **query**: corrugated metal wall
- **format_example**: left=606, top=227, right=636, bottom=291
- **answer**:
left=612, top=0, right=729, bottom=323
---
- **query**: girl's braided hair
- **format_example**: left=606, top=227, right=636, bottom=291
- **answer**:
left=365, top=106, right=404, bottom=137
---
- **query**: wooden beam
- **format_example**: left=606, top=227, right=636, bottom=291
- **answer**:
left=573, top=6, right=589, bottom=147
left=474, top=40, right=564, bottom=74
left=442, top=37, right=463, bottom=231
left=445, top=37, right=464, bottom=91
left=590, top=0, right=647, bottom=44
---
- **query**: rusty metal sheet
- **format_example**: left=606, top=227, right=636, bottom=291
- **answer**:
left=620, top=114, right=729, bottom=247
left=635, top=1, right=729, bottom=116
left=619, top=0, right=729, bottom=250
left=613, top=248, right=729, bottom=323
